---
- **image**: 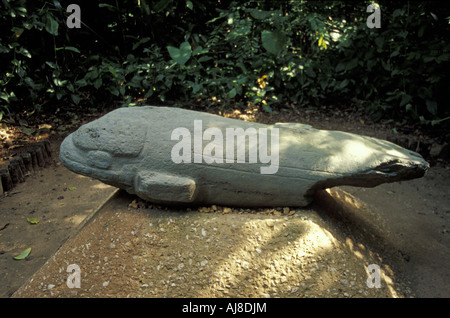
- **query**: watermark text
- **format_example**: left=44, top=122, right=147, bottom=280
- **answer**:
left=171, top=120, right=279, bottom=174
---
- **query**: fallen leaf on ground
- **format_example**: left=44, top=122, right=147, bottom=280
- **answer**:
left=128, top=200, right=138, bottom=209
left=38, top=124, right=52, bottom=130
left=19, top=126, right=35, bottom=135
left=14, top=247, right=31, bottom=260
left=27, top=218, right=39, bottom=224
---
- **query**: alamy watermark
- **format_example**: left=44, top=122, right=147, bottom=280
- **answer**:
left=66, top=4, right=381, bottom=30
left=64, top=263, right=381, bottom=291
left=66, top=264, right=81, bottom=288
left=366, top=264, right=381, bottom=288
left=366, top=4, right=381, bottom=29
left=66, top=4, right=81, bottom=29
left=170, top=120, right=280, bottom=174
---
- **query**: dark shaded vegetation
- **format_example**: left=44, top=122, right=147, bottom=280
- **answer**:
left=1, top=0, right=449, bottom=135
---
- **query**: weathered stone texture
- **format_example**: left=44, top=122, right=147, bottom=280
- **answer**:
left=60, top=106, right=429, bottom=207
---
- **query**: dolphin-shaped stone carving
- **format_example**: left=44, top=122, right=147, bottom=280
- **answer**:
left=59, top=106, right=429, bottom=207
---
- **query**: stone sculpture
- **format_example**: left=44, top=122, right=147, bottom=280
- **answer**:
left=59, top=106, right=429, bottom=207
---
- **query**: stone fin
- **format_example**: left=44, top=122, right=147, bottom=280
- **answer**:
left=134, top=171, right=197, bottom=203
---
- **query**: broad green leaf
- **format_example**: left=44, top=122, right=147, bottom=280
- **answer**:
left=338, top=79, right=349, bottom=89
left=227, top=88, right=237, bottom=98
left=0, top=92, right=9, bottom=102
left=192, top=83, right=202, bottom=94
left=374, top=36, right=384, bottom=49
left=14, top=247, right=31, bottom=260
left=436, top=53, right=450, bottom=63
left=20, top=126, right=35, bottom=135
left=398, top=31, right=408, bottom=39
left=249, top=9, right=271, bottom=20
left=263, top=103, right=272, bottom=113
left=198, top=56, right=212, bottom=63
left=108, top=66, right=118, bottom=78
left=390, top=50, right=400, bottom=58
left=55, top=46, right=80, bottom=53
left=18, top=47, right=31, bottom=58
left=335, top=62, right=346, bottom=73
left=405, top=104, right=412, bottom=112
left=99, top=3, right=118, bottom=11
left=392, top=9, right=404, bottom=18
left=45, top=14, right=59, bottom=36
left=418, top=26, right=425, bottom=38
left=45, top=61, right=57, bottom=69
left=426, top=100, right=437, bottom=116
left=346, top=58, right=358, bottom=71
left=109, top=87, right=119, bottom=96
left=400, top=94, right=412, bottom=107
left=206, top=13, right=227, bottom=24
left=132, top=37, right=150, bottom=51
left=56, top=90, right=64, bottom=100
left=305, top=66, right=316, bottom=78
left=27, top=218, right=39, bottom=224
left=76, top=79, right=88, bottom=87
left=166, top=46, right=179, bottom=61
left=71, top=94, right=81, bottom=105
left=154, top=0, right=172, bottom=12
left=144, top=89, right=154, bottom=99
left=93, top=78, right=102, bottom=89
left=192, top=46, right=208, bottom=56
left=167, top=42, right=191, bottom=65
left=381, top=60, right=390, bottom=71
left=261, top=30, right=287, bottom=56
left=67, top=83, right=75, bottom=93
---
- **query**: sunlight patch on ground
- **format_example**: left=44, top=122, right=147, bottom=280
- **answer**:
left=64, top=213, right=89, bottom=226
left=198, top=217, right=341, bottom=297
left=220, top=105, right=260, bottom=122
left=325, top=187, right=400, bottom=297
left=91, top=182, right=113, bottom=190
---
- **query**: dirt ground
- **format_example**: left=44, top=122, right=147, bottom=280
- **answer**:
left=1, top=105, right=449, bottom=298
left=0, top=151, right=116, bottom=297
left=10, top=190, right=405, bottom=298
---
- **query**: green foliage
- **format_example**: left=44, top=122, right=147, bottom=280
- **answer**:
left=0, top=0, right=449, bottom=128
left=167, top=42, right=192, bottom=65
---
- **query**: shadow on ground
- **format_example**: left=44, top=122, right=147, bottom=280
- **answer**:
left=12, top=188, right=417, bottom=298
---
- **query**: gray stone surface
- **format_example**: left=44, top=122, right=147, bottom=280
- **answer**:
left=59, top=106, right=429, bottom=207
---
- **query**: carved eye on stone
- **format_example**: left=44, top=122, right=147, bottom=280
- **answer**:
left=87, top=150, right=112, bottom=169
left=73, top=119, right=145, bottom=157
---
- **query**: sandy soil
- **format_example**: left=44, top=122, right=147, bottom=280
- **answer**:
left=11, top=190, right=406, bottom=298
left=0, top=154, right=116, bottom=297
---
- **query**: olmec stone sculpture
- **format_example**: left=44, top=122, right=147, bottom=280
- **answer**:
left=59, top=106, right=429, bottom=207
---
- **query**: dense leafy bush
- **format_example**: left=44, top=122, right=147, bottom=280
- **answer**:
left=1, top=0, right=449, bottom=128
